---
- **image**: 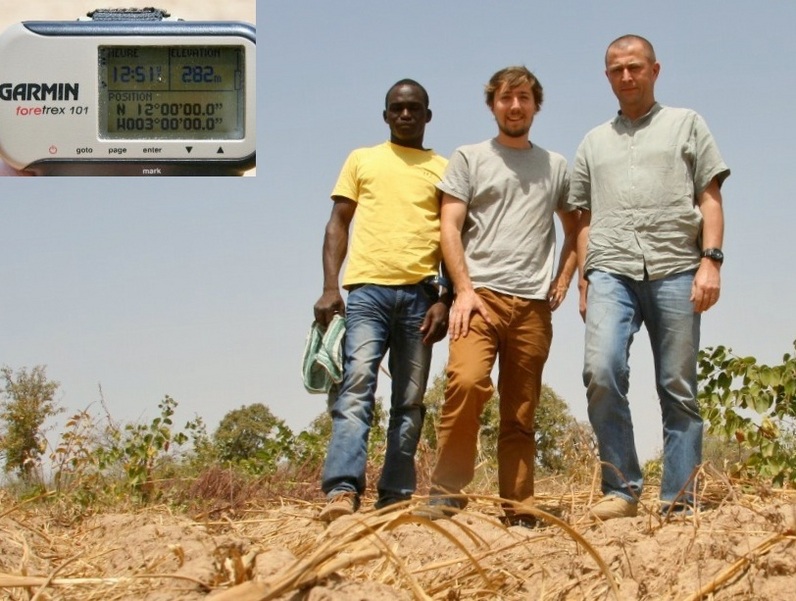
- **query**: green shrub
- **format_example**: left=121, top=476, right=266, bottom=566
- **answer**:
left=698, top=341, right=796, bottom=485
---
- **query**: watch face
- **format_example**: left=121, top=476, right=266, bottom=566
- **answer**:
left=703, top=249, right=724, bottom=262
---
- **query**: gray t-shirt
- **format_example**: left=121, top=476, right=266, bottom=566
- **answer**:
left=437, top=138, right=572, bottom=300
left=569, top=104, right=730, bottom=280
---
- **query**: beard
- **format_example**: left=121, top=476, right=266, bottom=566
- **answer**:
left=497, top=120, right=530, bottom=139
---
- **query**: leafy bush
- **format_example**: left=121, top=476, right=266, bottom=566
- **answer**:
left=698, top=341, right=796, bottom=485
left=0, top=365, right=62, bottom=479
left=46, top=395, right=197, bottom=504
left=50, top=409, right=109, bottom=504
left=98, top=395, right=190, bottom=500
left=0, top=363, right=599, bottom=508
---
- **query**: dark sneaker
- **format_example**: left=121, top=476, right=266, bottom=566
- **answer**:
left=413, top=497, right=463, bottom=521
left=660, top=501, right=695, bottom=518
left=374, top=495, right=411, bottom=510
left=501, top=514, right=538, bottom=529
left=319, top=491, right=358, bottom=523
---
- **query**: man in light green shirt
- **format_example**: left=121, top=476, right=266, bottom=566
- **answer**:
left=570, top=34, right=730, bottom=520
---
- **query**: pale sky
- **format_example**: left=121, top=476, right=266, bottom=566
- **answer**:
left=2, top=0, right=794, bottom=463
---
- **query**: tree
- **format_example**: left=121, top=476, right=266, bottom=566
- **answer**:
left=292, top=411, right=332, bottom=470
left=214, top=403, right=294, bottom=474
left=534, top=386, right=600, bottom=477
left=0, top=365, right=62, bottom=478
left=535, top=385, right=586, bottom=473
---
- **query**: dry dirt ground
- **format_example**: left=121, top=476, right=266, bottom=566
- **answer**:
left=1, top=482, right=795, bottom=601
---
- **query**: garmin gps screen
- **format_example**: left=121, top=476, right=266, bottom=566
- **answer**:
left=98, top=45, right=245, bottom=140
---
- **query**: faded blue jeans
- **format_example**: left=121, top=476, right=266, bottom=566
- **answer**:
left=584, top=270, right=702, bottom=504
left=322, top=283, right=435, bottom=506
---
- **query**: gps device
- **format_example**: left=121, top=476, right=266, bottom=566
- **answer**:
left=0, top=8, right=255, bottom=175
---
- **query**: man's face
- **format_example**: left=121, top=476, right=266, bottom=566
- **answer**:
left=605, top=40, right=659, bottom=115
left=383, top=84, right=430, bottom=146
left=491, top=81, right=537, bottom=139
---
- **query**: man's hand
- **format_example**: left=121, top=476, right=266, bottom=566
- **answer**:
left=547, top=276, right=569, bottom=311
left=691, top=261, right=721, bottom=313
left=314, top=198, right=355, bottom=327
left=578, top=279, right=589, bottom=322
left=693, top=178, right=724, bottom=314
left=313, top=290, right=345, bottom=328
left=420, top=301, right=449, bottom=345
left=448, top=289, right=491, bottom=341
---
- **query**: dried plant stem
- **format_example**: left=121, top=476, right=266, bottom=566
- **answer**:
left=684, top=532, right=792, bottom=601
left=0, top=572, right=211, bottom=590
left=0, top=491, right=55, bottom=520
left=209, top=547, right=383, bottom=601
left=30, top=551, right=85, bottom=601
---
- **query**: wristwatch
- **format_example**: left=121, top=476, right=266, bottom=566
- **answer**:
left=701, top=248, right=724, bottom=264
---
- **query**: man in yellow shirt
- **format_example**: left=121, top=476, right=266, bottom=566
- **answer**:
left=314, top=79, right=450, bottom=522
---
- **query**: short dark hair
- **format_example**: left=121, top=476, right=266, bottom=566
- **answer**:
left=605, top=34, right=657, bottom=65
left=484, top=66, right=543, bottom=109
left=385, top=78, right=430, bottom=109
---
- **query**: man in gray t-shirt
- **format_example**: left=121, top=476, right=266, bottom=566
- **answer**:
left=570, top=35, right=730, bottom=521
left=418, top=66, right=579, bottom=527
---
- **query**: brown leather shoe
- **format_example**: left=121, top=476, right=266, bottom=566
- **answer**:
left=319, top=492, right=358, bottom=523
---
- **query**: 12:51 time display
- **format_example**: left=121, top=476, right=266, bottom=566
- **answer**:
left=111, top=64, right=222, bottom=85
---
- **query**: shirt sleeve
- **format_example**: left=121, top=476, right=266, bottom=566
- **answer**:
left=692, top=113, right=731, bottom=195
left=568, top=138, right=592, bottom=210
left=436, top=147, right=471, bottom=203
left=331, top=149, right=360, bottom=202
left=556, top=158, right=574, bottom=212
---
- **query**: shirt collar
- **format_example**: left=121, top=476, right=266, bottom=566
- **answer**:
left=614, top=102, right=662, bottom=127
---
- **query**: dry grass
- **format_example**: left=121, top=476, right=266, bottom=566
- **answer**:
left=1, top=465, right=795, bottom=600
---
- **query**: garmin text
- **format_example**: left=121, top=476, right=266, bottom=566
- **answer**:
left=0, top=83, right=79, bottom=101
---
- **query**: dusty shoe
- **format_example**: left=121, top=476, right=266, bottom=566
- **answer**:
left=589, top=495, right=638, bottom=520
left=501, top=514, right=538, bottom=529
left=660, top=501, right=695, bottom=518
left=319, top=492, right=358, bottom=523
left=413, top=497, right=462, bottom=521
left=374, top=495, right=411, bottom=510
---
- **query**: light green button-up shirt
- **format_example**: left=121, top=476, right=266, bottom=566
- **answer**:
left=570, top=103, right=730, bottom=280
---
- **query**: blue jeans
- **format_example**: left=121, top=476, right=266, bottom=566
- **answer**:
left=584, top=270, right=702, bottom=504
left=322, top=283, right=435, bottom=504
